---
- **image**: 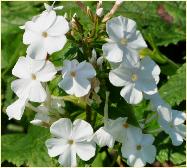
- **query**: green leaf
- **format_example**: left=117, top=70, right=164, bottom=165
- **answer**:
left=1, top=126, right=57, bottom=167
left=159, top=63, right=186, bottom=106
left=91, top=151, right=107, bottom=166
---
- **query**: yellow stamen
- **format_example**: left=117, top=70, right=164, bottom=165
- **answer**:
left=68, top=139, right=74, bottom=145
left=31, top=74, right=36, bottom=80
left=131, top=74, right=138, bottom=81
left=123, top=123, right=129, bottom=128
left=120, top=38, right=128, bottom=45
left=70, top=71, right=76, bottom=77
left=136, top=144, right=142, bottom=150
left=42, top=31, right=48, bottom=38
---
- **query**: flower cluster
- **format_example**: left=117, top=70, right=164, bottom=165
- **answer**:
left=5, top=1, right=185, bottom=167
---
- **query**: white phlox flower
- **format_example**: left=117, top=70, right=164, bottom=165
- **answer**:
left=11, top=56, right=57, bottom=102
left=45, top=118, right=96, bottom=167
left=121, top=130, right=156, bottom=167
left=146, top=93, right=186, bottom=146
left=6, top=97, right=28, bottom=120
left=157, top=105, right=186, bottom=146
left=102, top=16, right=147, bottom=63
left=109, top=56, right=160, bottom=104
left=23, top=9, right=69, bottom=60
left=93, top=117, right=127, bottom=148
left=58, top=59, right=96, bottom=97
left=93, top=117, right=142, bottom=147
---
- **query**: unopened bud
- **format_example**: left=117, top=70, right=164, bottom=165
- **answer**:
left=89, top=49, right=97, bottom=64
left=64, top=12, right=68, bottom=19
left=96, top=8, right=104, bottom=17
left=97, top=0, right=102, bottom=9
left=115, top=0, right=123, bottom=5
left=86, top=6, right=90, bottom=13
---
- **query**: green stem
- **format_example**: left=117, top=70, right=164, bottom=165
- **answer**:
left=86, top=104, right=91, bottom=123
left=104, top=91, right=110, bottom=127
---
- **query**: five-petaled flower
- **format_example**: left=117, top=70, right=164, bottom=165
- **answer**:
left=157, top=105, right=186, bottom=146
left=58, top=59, right=96, bottom=97
left=109, top=56, right=160, bottom=104
left=102, top=16, right=147, bottom=64
left=121, top=129, right=156, bottom=167
left=11, top=56, right=57, bottom=102
left=45, top=118, right=96, bottom=167
left=23, top=10, right=69, bottom=60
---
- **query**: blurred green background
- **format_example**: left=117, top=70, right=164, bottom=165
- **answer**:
left=1, top=1, right=186, bottom=167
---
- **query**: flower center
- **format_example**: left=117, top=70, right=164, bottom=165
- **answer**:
left=169, top=122, right=173, bottom=128
left=123, top=122, right=129, bottom=128
left=131, top=73, right=138, bottom=81
left=31, top=74, right=36, bottom=80
left=136, top=144, right=142, bottom=151
left=70, top=71, right=76, bottom=77
left=42, top=31, right=48, bottom=38
left=120, top=38, right=128, bottom=45
left=68, top=139, right=74, bottom=145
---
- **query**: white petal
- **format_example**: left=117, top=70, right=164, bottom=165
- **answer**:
left=72, top=77, right=91, bottom=97
left=140, top=56, right=160, bottom=84
left=30, top=110, right=50, bottom=127
left=26, top=56, right=46, bottom=73
left=75, top=142, right=96, bottom=161
left=109, top=65, right=132, bottom=87
left=126, top=126, right=143, bottom=143
left=26, top=42, right=48, bottom=60
left=76, top=61, right=96, bottom=79
left=6, top=98, right=27, bottom=120
left=170, top=131, right=183, bottom=146
left=35, top=60, right=57, bottom=82
left=121, top=142, right=136, bottom=159
left=23, top=28, right=42, bottom=45
left=11, top=79, right=32, bottom=99
left=108, top=117, right=127, bottom=142
left=120, top=84, right=143, bottom=104
left=12, top=57, right=31, bottom=79
left=53, top=6, right=64, bottom=10
left=93, top=127, right=115, bottom=148
left=175, top=124, right=186, bottom=139
left=172, top=110, right=186, bottom=125
left=106, top=16, right=124, bottom=41
left=28, top=81, right=47, bottom=102
left=45, top=138, right=68, bottom=157
left=58, top=146, right=77, bottom=167
left=128, top=153, right=146, bottom=167
left=141, top=134, right=155, bottom=146
left=136, top=77, right=157, bottom=95
left=102, top=43, right=123, bottom=63
left=106, top=16, right=136, bottom=41
left=142, top=145, right=156, bottom=164
left=157, top=105, right=172, bottom=122
left=72, top=119, right=93, bottom=142
left=50, top=118, right=72, bottom=139
left=58, top=75, right=74, bottom=94
left=44, top=35, right=67, bottom=54
left=146, top=93, right=165, bottom=107
left=127, top=31, right=147, bottom=50
left=47, top=16, right=69, bottom=36
left=33, top=10, right=56, bottom=32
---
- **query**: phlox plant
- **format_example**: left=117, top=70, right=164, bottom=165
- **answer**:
left=3, top=1, right=186, bottom=167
